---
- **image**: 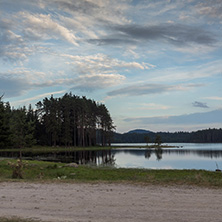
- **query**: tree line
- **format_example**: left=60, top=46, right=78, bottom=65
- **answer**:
left=0, top=93, right=115, bottom=149
left=112, top=128, right=222, bottom=143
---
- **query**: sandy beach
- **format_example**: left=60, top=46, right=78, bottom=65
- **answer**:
left=1, top=182, right=222, bottom=222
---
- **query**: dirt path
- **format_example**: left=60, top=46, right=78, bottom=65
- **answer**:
left=1, top=182, right=222, bottom=222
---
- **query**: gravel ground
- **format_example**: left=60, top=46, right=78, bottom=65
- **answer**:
left=1, top=182, right=222, bottom=222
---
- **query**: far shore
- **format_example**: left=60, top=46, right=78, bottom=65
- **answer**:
left=0, top=144, right=180, bottom=153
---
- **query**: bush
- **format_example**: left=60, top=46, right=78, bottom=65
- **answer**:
left=8, top=159, right=26, bottom=179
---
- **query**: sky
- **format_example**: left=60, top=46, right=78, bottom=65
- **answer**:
left=1, top=0, right=222, bottom=133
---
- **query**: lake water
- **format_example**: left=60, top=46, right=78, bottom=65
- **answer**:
left=1, top=143, right=222, bottom=171
left=112, top=143, right=222, bottom=171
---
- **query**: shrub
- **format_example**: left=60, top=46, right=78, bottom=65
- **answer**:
left=8, top=159, right=27, bottom=179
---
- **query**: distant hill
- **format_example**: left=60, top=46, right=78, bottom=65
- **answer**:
left=112, top=129, right=155, bottom=143
left=127, top=129, right=153, bottom=134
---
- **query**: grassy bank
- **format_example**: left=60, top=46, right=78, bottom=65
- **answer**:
left=0, top=159, right=222, bottom=188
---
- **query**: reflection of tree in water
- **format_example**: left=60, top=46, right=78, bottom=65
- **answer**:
left=155, top=148, right=163, bottom=161
left=143, top=148, right=222, bottom=161
left=96, top=150, right=116, bottom=166
left=0, top=150, right=116, bottom=166
left=65, top=150, right=116, bottom=167
left=145, top=150, right=151, bottom=159
left=163, top=149, right=222, bottom=158
left=145, top=147, right=163, bottom=161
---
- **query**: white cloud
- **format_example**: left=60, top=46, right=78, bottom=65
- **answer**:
left=63, top=53, right=154, bottom=73
left=72, top=73, right=126, bottom=91
left=3, top=68, right=51, bottom=84
left=18, top=12, right=79, bottom=46
left=60, top=16, right=98, bottom=39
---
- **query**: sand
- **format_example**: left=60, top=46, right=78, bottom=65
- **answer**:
left=1, top=182, right=222, bottom=222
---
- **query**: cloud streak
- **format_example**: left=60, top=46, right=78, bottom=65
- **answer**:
left=205, top=96, right=222, bottom=101
left=124, top=109, right=222, bottom=125
left=64, top=53, right=154, bottom=74
left=71, top=73, right=125, bottom=92
left=107, top=83, right=203, bottom=97
left=134, top=103, right=170, bottom=111
left=89, top=23, right=217, bottom=47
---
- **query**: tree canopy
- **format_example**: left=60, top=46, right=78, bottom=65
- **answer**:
left=0, top=93, right=115, bottom=149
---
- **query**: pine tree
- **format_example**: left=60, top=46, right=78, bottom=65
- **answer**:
left=35, top=93, right=115, bottom=147
left=155, top=134, right=162, bottom=147
left=10, top=107, right=36, bottom=149
left=0, top=98, right=11, bottom=148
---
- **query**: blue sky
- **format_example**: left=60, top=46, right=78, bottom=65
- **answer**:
left=1, top=0, right=222, bottom=133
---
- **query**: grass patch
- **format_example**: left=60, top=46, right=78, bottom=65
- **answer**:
left=0, top=159, right=222, bottom=187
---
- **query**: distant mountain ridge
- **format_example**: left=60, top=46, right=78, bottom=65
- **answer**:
left=112, top=128, right=222, bottom=143
left=127, top=129, right=153, bottom=134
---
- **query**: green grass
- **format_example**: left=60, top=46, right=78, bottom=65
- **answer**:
left=0, top=159, right=222, bottom=187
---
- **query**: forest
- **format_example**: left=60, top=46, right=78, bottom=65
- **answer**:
left=112, top=128, right=222, bottom=143
left=0, top=93, right=115, bottom=149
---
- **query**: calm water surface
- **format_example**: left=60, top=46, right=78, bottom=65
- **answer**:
left=112, top=143, right=222, bottom=171
left=1, top=143, right=222, bottom=171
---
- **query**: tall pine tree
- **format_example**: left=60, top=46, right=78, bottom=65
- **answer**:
left=0, top=97, right=11, bottom=148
